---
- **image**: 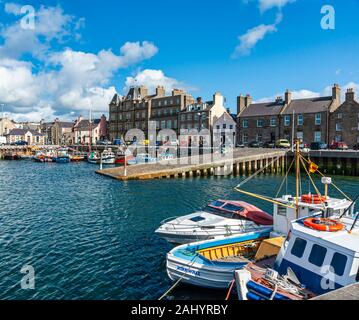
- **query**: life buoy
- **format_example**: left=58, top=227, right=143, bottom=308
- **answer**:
left=301, top=194, right=327, bottom=204
left=304, top=218, right=344, bottom=232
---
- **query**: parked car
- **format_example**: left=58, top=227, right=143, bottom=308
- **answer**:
left=310, top=141, right=328, bottom=150
left=113, top=139, right=122, bottom=145
left=330, top=141, right=349, bottom=150
left=263, top=141, right=275, bottom=148
left=248, top=141, right=263, bottom=148
left=353, top=144, right=359, bottom=150
left=11, top=140, right=28, bottom=146
left=236, top=142, right=246, bottom=148
left=96, top=140, right=110, bottom=145
left=275, top=139, right=291, bottom=149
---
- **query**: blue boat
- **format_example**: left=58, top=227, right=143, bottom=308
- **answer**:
left=166, top=229, right=272, bottom=289
left=54, top=149, right=70, bottom=164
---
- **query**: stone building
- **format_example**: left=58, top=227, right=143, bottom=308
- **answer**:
left=7, top=128, right=46, bottom=145
left=329, top=88, right=359, bottom=147
left=51, top=119, right=74, bottom=145
left=237, top=84, right=341, bottom=145
left=73, top=115, right=108, bottom=145
left=0, top=117, right=16, bottom=137
left=109, top=86, right=195, bottom=141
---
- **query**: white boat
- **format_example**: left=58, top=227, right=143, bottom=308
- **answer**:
left=166, top=229, right=272, bottom=289
left=87, top=151, right=100, bottom=164
left=237, top=195, right=358, bottom=300
left=156, top=200, right=273, bottom=244
left=100, top=149, right=115, bottom=164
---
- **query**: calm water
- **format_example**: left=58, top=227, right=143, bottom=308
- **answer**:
left=0, top=160, right=358, bottom=300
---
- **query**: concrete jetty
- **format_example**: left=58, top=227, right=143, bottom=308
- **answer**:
left=96, top=148, right=287, bottom=181
left=312, top=283, right=359, bottom=300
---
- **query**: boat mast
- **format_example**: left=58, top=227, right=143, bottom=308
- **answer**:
left=89, top=107, right=92, bottom=153
left=295, top=139, right=300, bottom=219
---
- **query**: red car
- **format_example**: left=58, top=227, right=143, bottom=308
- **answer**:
left=330, top=142, right=349, bottom=150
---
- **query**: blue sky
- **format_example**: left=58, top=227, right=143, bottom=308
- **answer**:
left=0, top=0, right=359, bottom=121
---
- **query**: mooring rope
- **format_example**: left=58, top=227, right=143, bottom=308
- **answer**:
left=225, top=279, right=236, bottom=301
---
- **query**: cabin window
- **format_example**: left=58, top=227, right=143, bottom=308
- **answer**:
left=277, top=205, right=287, bottom=216
left=291, top=238, right=307, bottom=258
left=309, top=244, right=327, bottom=267
left=222, top=203, right=244, bottom=212
left=210, top=201, right=225, bottom=207
left=356, top=265, right=359, bottom=282
left=330, top=252, right=348, bottom=277
left=190, top=216, right=206, bottom=223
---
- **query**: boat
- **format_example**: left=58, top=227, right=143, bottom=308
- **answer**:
left=115, top=149, right=134, bottom=165
left=166, top=229, right=273, bottom=289
left=127, top=153, right=157, bottom=165
left=156, top=200, right=273, bottom=244
left=70, top=154, right=85, bottom=162
left=233, top=141, right=358, bottom=300
left=54, top=148, right=70, bottom=163
left=87, top=151, right=100, bottom=164
left=4, top=153, right=21, bottom=160
left=100, top=149, right=115, bottom=164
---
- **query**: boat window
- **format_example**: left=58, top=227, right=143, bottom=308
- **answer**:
left=210, top=201, right=225, bottom=207
left=330, top=252, right=348, bottom=277
left=291, top=237, right=307, bottom=258
left=356, top=265, right=359, bottom=282
left=309, top=244, right=327, bottom=267
left=222, top=203, right=244, bottom=212
left=190, top=216, right=206, bottom=222
left=277, top=205, right=287, bottom=216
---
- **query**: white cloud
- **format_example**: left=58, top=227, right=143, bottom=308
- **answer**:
left=0, top=4, right=83, bottom=59
left=118, top=41, right=158, bottom=68
left=258, top=0, right=295, bottom=12
left=125, top=69, right=187, bottom=93
left=232, top=23, right=278, bottom=57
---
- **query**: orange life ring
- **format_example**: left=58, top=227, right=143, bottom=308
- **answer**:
left=301, top=194, right=327, bottom=204
left=304, top=218, right=344, bottom=232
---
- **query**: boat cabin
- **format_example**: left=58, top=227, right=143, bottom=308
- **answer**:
left=271, top=195, right=353, bottom=237
left=274, top=215, right=359, bottom=295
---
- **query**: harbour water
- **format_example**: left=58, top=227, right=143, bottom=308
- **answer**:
left=0, top=160, right=358, bottom=300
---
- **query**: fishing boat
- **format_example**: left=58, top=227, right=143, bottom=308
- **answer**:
left=156, top=200, right=273, bottom=244
left=166, top=229, right=272, bottom=289
left=100, top=149, right=116, bottom=164
left=54, top=148, right=70, bottom=163
left=87, top=151, right=100, bottom=164
left=127, top=153, right=157, bottom=165
left=232, top=141, right=358, bottom=300
left=70, top=154, right=85, bottom=162
left=115, top=149, right=134, bottom=165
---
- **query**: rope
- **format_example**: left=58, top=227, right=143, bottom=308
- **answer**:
left=236, top=157, right=280, bottom=189
left=300, top=156, right=352, bottom=201
left=276, top=158, right=295, bottom=198
left=225, top=279, right=236, bottom=301
left=299, top=156, right=323, bottom=198
left=158, top=254, right=198, bottom=300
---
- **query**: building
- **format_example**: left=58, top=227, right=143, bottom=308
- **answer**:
left=0, top=117, right=16, bottom=137
left=73, top=115, right=108, bottom=144
left=109, top=86, right=195, bottom=140
left=213, top=112, right=237, bottom=146
left=51, top=119, right=74, bottom=145
left=237, top=84, right=341, bottom=145
left=7, top=128, right=46, bottom=145
left=329, top=88, right=359, bottom=147
left=40, top=121, right=55, bottom=145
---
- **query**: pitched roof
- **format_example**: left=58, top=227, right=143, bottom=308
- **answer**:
left=57, top=122, right=74, bottom=128
left=8, top=129, right=45, bottom=136
left=240, top=100, right=285, bottom=117
left=74, top=119, right=101, bottom=130
left=282, top=96, right=333, bottom=115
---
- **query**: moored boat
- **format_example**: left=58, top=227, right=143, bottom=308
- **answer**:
left=100, top=149, right=115, bottom=164
left=54, top=148, right=70, bottom=163
left=87, top=151, right=100, bottom=164
left=156, top=200, right=273, bottom=244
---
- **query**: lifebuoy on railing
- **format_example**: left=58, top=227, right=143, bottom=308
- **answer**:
left=304, top=218, right=344, bottom=232
left=301, top=194, right=327, bottom=204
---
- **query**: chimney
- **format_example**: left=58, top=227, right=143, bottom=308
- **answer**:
left=285, top=90, right=292, bottom=105
left=196, top=97, right=202, bottom=104
left=275, top=96, right=283, bottom=103
left=346, top=88, right=355, bottom=102
left=172, top=88, right=184, bottom=96
left=156, top=86, right=165, bottom=97
left=237, top=94, right=252, bottom=115
left=213, top=92, right=224, bottom=106
left=138, top=86, right=148, bottom=98
left=332, top=83, right=341, bottom=103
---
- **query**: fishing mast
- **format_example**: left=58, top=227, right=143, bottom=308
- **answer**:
left=295, top=139, right=300, bottom=219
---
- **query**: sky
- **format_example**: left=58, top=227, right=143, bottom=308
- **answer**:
left=0, top=0, right=359, bottom=121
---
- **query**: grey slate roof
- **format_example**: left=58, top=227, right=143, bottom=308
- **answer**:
left=75, top=119, right=101, bottom=130
left=240, top=101, right=285, bottom=117
left=282, top=96, right=333, bottom=115
left=8, top=129, right=45, bottom=136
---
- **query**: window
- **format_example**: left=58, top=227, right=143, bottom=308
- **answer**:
left=270, top=117, right=277, bottom=127
left=166, top=120, right=171, bottom=129
left=297, top=114, right=303, bottom=126
left=315, top=114, right=321, bottom=125
left=330, top=253, right=348, bottom=276
left=314, top=131, right=321, bottom=142
left=297, top=131, right=304, bottom=141
left=229, top=125, right=233, bottom=130
left=216, top=125, right=220, bottom=130
left=190, top=216, right=206, bottom=222
left=242, top=119, right=248, bottom=128
left=291, top=238, right=307, bottom=258
left=338, top=113, right=343, bottom=119
left=309, top=244, right=327, bottom=267
left=256, top=133, right=262, bottom=142
left=284, top=115, right=291, bottom=126
left=356, top=265, right=359, bottom=282
left=243, top=133, right=248, bottom=143
left=278, top=205, right=287, bottom=216
left=173, top=120, right=177, bottom=129
left=194, top=113, right=199, bottom=121
left=187, top=114, right=192, bottom=121
left=181, top=115, right=186, bottom=121
left=336, top=123, right=342, bottom=132
left=161, top=120, right=166, bottom=129
left=223, top=124, right=227, bottom=129
left=222, top=203, right=244, bottom=212
left=257, top=119, right=264, bottom=127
